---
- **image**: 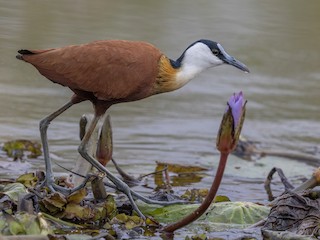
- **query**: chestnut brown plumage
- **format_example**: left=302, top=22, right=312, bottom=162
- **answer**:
left=16, top=39, right=249, bottom=218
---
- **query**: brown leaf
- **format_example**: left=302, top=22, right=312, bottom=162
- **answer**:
left=16, top=173, right=38, bottom=188
left=63, top=203, right=94, bottom=220
left=40, top=192, right=67, bottom=213
left=111, top=213, right=144, bottom=230
left=66, top=188, right=87, bottom=204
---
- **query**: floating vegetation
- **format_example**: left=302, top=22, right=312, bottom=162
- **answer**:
left=1, top=92, right=319, bottom=239
left=2, top=139, right=42, bottom=160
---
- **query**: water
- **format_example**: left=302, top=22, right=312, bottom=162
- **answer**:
left=0, top=0, right=320, bottom=205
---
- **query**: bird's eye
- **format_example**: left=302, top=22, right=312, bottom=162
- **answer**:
left=212, top=49, right=219, bottom=56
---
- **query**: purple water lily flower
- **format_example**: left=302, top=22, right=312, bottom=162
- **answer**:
left=227, top=91, right=245, bottom=130
left=217, top=91, right=246, bottom=154
left=162, top=92, right=247, bottom=233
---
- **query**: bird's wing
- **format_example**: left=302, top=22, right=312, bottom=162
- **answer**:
left=20, top=40, right=162, bottom=101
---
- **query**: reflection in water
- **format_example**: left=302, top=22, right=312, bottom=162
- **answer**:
left=153, top=162, right=206, bottom=188
left=0, top=1, right=320, bottom=204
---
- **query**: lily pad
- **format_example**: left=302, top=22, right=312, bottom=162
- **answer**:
left=139, top=201, right=270, bottom=226
left=204, top=201, right=269, bottom=225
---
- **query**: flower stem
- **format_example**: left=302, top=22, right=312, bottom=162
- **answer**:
left=162, top=152, right=229, bottom=233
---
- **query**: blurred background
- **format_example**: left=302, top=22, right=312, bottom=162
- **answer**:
left=0, top=0, right=319, bottom=202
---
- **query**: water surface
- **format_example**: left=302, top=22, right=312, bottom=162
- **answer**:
left=0, top=0, right=319, bottom=205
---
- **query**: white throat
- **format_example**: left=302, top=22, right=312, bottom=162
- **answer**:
left=175, top=42, right=223, bottom=84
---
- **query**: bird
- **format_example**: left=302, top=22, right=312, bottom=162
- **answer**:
left=16, top=39, right=249, bottom=218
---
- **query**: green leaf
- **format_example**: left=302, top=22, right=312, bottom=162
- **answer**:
left=16, top=213, right=41, bottom=235
left=204, top=202, right=269, bottom=225
left=2, top=183, right=27, bottom=203
left=104, top=195, right=118, bottom=220
left=214, top=195, right=231, bottom=203
left=3, top=139, right=42, bottom=160
left=16, top=173, right=38, bottom=188
left=140, top=203, right=199, bottom=223
left=8, top=221, right=25, bottom=235
left=139, top=201, right=270, bottom=226
left=1, top=212, right=52, bottom=236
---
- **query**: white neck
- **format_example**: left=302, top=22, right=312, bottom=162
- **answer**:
left=175, top=42, right=223, bottom=86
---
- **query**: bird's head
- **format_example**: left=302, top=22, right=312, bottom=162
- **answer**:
left=176, top=39, right=249, bottom=73
left=160, top=39, right=249, bottom=93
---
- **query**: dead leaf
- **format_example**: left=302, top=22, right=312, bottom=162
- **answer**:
left=111, top=213, right=144, bottom=230
left=181, top=189, right=209, bottom=202
left=16, top=173, right=38, bottom=188
left=40, top=192, right=67, bottom=214
left=67, top=188, right=87, bottom=204
left=63, top=203, right=94, bottom=220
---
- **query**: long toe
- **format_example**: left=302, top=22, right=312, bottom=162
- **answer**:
left=131, top=190, right=189, bottom=205
left=121, top=185, right=146, bottom=220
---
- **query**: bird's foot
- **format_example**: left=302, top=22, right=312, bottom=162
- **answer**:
left=38, top=176, right=73, bottom=195
left=130, top=190, right=189, bottom=206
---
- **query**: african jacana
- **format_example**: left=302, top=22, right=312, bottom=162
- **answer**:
left=16, top=39, right=249, bottom=218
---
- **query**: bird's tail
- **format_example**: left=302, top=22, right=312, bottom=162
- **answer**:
left=16, top=49, right=35, bottom=60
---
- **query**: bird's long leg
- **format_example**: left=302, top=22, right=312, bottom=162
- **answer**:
left=39, top=100, right=74, bottom=192
left=78, top=114, right=146, bottom=219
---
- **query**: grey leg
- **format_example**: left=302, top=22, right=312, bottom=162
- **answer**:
left=77, top=114, right=147, bottom=219
left=39, top=101, right=74, bottom=192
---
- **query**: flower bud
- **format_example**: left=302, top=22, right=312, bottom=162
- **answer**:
left=96, top=115, right=113, bottom=166
left=216, top=91, right=246, bottom=154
